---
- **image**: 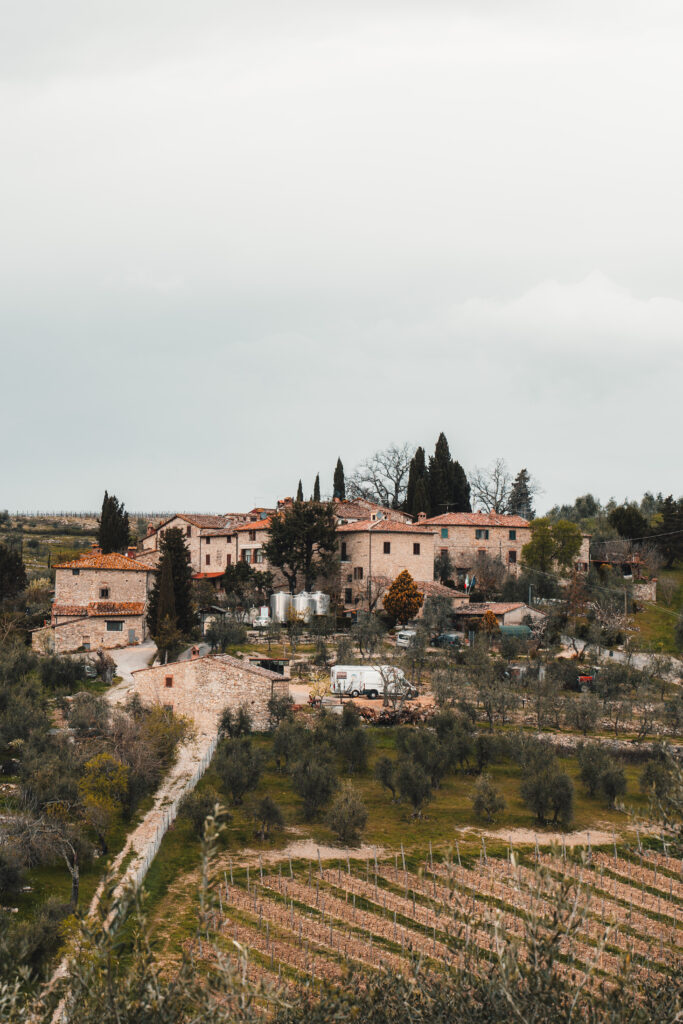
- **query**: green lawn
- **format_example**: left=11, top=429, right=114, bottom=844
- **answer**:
left=630, top=566, right=683, bottom=654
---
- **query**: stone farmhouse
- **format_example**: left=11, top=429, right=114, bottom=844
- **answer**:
left=132, top=651, right=289, bottom=734
left=337, top=518, right=438, bottom=613
left=421, top=512, right=590, bottom=579
left=31, top=548, right=156, bottom=654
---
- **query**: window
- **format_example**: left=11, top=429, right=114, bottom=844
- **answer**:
left=205, top=536, right=211, bottom=545
left=475, top=529, right=489, bottom=540
left=441, top=528, right=449, bottom=539
left=186, top=525, right=192, bottom=537
left=509, top=529, right=516, bottom=540
left=82, top=638, right=90, bottom=651
left=344, top=588, right=353, bottom=603
left=440, top=548, right=448, bottom=557
left=413, top=543, right=420, bottom=555
left=99, top=587, right=109, bottom=599
left=249, top=530, right=256, bottom=542
left=340, top=541, right=348, bottom=561
left=106, top=621, right=123, bottom=632
left=241, top=550, right=251, bottom=563
left=508, top=550, right=517, bottom=564
left=353, top=566, right=364, bottom=580
left=165, top=676, right=173, bottom=688
left=205, top=554, right=211, bottom=566
left=383, top=541, right=391, bottom=554
left=226, top=554, right=231, bottom=565
left=72, top=569, right=80, bottom=576
left=255, top=549, right=264, bottom=563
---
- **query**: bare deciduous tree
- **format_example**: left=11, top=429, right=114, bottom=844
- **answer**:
left=347, top=443, right=415, bottom=509
left=469, top=458, right=513, bottom=513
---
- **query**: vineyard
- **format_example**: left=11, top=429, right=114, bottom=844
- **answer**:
left=164, top=837, right=683, bottom=996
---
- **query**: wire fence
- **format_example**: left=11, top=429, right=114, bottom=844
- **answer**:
left=118, top=734, right=219, bottom=896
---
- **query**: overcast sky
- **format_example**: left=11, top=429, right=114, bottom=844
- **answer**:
left=1, top=1, right=681, bottom=514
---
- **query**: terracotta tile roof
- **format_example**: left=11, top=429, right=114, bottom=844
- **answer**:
left=419, top=580, right=468, bottom=599
left=53, top=601, right=145, bottom=617
left=333, top=499, right=411, bottom=522
left=88, top=601, right=145, bottom=616
left=54, top=553, right=156, bottom=572
left=423, top=512, right=530, bottom=528
left=53, top=604, right=88, bottom=617
left=192, top=572, right=225, bottom=579
left=455, top=602, right=525, bottom=615
left=233, top=517, right=273, bottom=532
left=336, top=519, right=435, bottom=534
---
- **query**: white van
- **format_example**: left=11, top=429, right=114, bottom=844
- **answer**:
left=395, top=629, right=417, bottom=648
left=329, top=665, right=416, bottom=700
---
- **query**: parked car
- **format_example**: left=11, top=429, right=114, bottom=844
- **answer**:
left=395, top=629, right=417, bottom=648
left=431, top=632, right=461, bottom=648
left=252, top=615, right=271, bottom=629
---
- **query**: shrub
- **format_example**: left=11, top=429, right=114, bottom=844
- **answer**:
left=396, top=759, right=432, bottom=818
left=327, top=783, right=368, bottom=845
left=215, top=739, right=263, bottom=805
left=255, top=796, right=284, bottom=840
left=290, top=749, right=338, bottom=820
left=267, top=694, right=294, bottom=730
left=472, top=774, right=506, bottom=823
left=374, top=756, right=397, bottom=800
left=179, top=786, right=226, bottom=838
left=219, top=704, right=252, bottom=740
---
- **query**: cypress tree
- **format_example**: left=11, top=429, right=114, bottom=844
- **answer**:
left=313, top=474, right=321, bottom=502
left=156, top=551, right=176, bottom=631
left=98, top=491, right=130, bottom=553
left=146, top=528, right=195, bottom=636
left=427, top=433, right=471, bottom=515
left=296, top=480, right=304, bottom=502
left=405, top=447, right=428, bottom=516
left=412, top=477, right=430, bottom=517
left=508, top=468, right=535, bottom=519
left=333, top=458, right=346, bottom=500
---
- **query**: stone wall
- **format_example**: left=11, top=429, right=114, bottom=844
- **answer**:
left=33, top=613, right=147, bottom=653
left=633, top=579, right=657, bottom=603
left=132, top=654, right=289, bottom=734
left=54, top=567, right=151, bottom=605
left=339, top=528, right=436, bottom=609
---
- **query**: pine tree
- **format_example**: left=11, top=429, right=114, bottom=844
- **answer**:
left=405, top=447, right=429, bottom=516
left=313, top=474, right=321, bottom=502
left=333, top=458, right=345, bottom=500
left=98, top=492, right=130, bottom=553
left=296, top=480, right=304, bottom=502
left=508, top=469, right=535, bottom=519
left=146, top=528, right=195, bottom=636
left=427, top=433, right=470, bottom=514
left=0, top=544, right=27, bottom=602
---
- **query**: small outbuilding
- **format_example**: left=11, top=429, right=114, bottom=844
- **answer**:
left=131, top=651, right=289, bottom=734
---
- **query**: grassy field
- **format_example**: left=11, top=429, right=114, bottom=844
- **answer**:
left=630, top=567, right=683, bottom=654
left=136, top=724, right=656, bottom=971
left=132, top=725, right=678, bottom=1000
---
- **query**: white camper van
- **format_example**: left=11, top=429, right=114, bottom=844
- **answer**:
left=329, top=665, right=416, bottom=700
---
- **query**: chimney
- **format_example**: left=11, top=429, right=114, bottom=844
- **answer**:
left=190, top=645, right=201, bottom=661
left=146, top=522, right=155, bottom=537
left=90, top=543, right=102, bottom=555
left=127, top=545, right=138, bottom=560
left=417, top=511, right=426, bottom=522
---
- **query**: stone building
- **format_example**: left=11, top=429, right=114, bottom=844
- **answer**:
left=132, top=652, right=288, bottom=734
left=31, top=548, right=156, bottom=653
left=337, top=518, right=437, bottom=613
left=421, top=512, right=590, bottom=578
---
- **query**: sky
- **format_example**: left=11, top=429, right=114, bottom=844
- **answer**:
left=1, top=1, right=681, bottom=515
